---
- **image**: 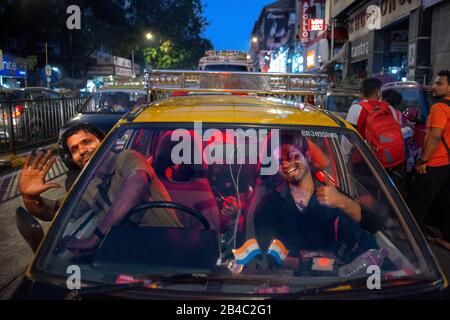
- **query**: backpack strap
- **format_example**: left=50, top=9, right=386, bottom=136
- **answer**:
left=356, top=101, right=372, bottom=135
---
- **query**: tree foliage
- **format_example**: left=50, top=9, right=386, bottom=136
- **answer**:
left=0, top=0, right=212, bottom=72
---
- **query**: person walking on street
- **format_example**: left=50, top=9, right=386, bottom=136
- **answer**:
left=346, top=78, right=406, bottom=172
left=407, top=70, right=450, bottom=250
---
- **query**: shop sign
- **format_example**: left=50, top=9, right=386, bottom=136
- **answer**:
left=87, top=65, right=114, bottom=76
left=0, top=54, right=27, bottom=77
left=348, top=0, right=420, bottom=42
left=115, top=66, right=132, bottom=78
left=308, top=19, right=326, bottom=31
left=113, top=56, right=132, bottom=68
left=300, top=0, right=310, bottom=43
left=351, top=36, right=370, bottom=62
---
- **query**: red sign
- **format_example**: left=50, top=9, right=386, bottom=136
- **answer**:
left=308, top=19, right=325, bottom=31
left=300, top=0, right=310, bottom=43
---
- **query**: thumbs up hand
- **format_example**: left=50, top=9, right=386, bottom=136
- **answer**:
left=315, top=173, right=344, bottom=208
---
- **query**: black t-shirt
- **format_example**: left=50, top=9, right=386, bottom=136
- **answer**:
left=254, top=183, right=377, bottom=263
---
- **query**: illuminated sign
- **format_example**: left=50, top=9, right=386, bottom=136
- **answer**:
left=308, top=19, right=326, bottom=31
left=307, top=51, right=315, bottom=69
left=300, top=0, right=310, bottom=43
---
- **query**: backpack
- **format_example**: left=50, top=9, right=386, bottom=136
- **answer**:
left=356, top=99, right=405, bottom=168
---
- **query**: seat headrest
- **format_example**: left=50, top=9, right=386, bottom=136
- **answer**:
left=154, top=130, right=208, bottom=178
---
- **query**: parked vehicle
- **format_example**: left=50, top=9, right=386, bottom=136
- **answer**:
left=0, top=87, right=64, bottom=143
left=381, top=81, right=434, bottom=147
left=324, top=85, right=360, bottom=119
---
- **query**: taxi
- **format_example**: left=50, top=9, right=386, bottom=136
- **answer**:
left=12, top=70, right=448, bottom=299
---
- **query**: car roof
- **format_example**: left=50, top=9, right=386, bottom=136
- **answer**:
left=126, top=95, right=352, bottom=128
left=22, top=87, right=57, bottom=92
left=382, top=81, right=432, bottom=90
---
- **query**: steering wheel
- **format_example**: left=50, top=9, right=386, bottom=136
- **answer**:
left=125, top=201, right=210, bottom=230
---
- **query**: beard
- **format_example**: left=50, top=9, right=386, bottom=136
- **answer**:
left=80, top=151, right=93, bottom=167
left=282, top=161, right=308, bottom=184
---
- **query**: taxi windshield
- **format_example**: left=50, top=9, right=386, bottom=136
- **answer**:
left=80, top=90, right=147, bottom=114
left=35, top=123, right=439, bottom=297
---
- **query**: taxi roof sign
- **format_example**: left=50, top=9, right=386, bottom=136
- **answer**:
left=205, top=50, right=248, bottom=58
left=144, top=69, right=327, bottom=98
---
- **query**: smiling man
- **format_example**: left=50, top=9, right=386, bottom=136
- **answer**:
left=18, top=123, right=105, bottom=221
left=253, top=132, right=377, bottom=266
left=18, top=123, right=182, bottom=253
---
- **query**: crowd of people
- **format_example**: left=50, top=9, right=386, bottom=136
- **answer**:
left=345, top=70, right=450, bottom=251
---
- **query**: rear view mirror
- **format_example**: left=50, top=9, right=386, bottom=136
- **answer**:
left=16, top=207, right=44, bottom=252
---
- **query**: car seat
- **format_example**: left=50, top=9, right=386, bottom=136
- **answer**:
left=153, top=130, right=221, bottom=231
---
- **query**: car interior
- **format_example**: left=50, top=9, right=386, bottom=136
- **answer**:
left=50, top=126, right=424, bottom=280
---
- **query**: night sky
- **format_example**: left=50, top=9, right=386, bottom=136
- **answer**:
left=202, top=0, right=275, bottom=52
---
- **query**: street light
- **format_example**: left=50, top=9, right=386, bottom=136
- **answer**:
left=252, top=37, right=258, bottom=43
left=145, top=32, right=153, bottom=40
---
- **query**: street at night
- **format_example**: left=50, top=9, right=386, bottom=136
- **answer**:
left=0, top=0, right=449, bottom=303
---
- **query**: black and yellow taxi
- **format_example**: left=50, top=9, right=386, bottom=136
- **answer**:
left=11, top=71, right=448, bottom=299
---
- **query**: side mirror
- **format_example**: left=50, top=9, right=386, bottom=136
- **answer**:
left=15, top=207, right=44, bottom=253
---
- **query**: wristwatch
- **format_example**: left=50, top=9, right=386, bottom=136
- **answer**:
left=417, top=158, right=428, bottom=165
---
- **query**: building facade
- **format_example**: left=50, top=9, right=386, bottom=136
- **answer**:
left=250, top=0, right=297, bottom=72
left=323, top=0, right=450, bottom=84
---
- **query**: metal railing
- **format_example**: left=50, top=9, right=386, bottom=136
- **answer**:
left=0, top=97, right=86, bottom=154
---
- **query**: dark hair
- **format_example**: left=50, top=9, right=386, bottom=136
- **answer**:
left=279, top=131, right=308, bottom=155
left=382, top=89, right=402, bottom=107
left=437, top=70, right=450, bottom=83
left=62, top=123, right=106, bottom=154
left=361, top=78, right=382, bottom=98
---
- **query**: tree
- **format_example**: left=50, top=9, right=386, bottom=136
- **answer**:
left=0, top=0, right=212, bottom=77
left=129, top=0, right=212, bottom=69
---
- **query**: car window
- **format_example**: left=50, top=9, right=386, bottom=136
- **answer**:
left=81, top=90, right=146, bottom=113
left=36, top=124, right=437, bottom=296
left=30, top=91, right=47, bottom=99
left=396, top=89, right=420, bottom=112
left=326, top=95, right=356, bottom=113
left=80, top=92, right=102, bottom=112
left=46, top=91, right=61, bottom=99
left=11, top=91, right=25, bottom=100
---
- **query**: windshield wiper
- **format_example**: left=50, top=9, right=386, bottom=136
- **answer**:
left=65, top=273, right=211, bottom=299
left=268, top=276, right=431, bottom=300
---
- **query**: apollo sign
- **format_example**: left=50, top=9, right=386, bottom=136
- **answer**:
left=300, top=0, right=310, bottom=43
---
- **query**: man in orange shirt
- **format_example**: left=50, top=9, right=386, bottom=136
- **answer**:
left=407, top=70, right=450, bottom=249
